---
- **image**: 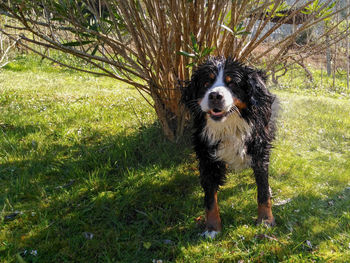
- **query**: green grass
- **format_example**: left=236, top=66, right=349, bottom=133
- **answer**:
left=1, top=56, right=350, bottom=262
left=274, top=65, right=350, bottom=98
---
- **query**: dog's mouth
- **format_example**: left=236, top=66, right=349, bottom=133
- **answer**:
left=208, top=108, right=229, bottom=121
left=207, top=106, right=239, bottom=121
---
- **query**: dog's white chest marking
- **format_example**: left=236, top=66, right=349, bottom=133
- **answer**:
left=202, top=113, right=252, bottom=171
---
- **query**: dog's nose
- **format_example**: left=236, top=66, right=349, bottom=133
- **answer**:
left=208, top=92, right=223, bottom=102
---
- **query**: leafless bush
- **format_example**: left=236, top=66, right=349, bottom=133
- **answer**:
left=0, top=17, right=20, bottom=67
left=0, top=0, right=349, bottom=139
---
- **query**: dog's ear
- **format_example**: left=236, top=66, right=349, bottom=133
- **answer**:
left=181, top=80, right=195, bottom=106
left=247, top=69, right=268, bottom=106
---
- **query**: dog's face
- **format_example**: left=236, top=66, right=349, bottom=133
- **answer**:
left=183, top=57, right=267, bottom=122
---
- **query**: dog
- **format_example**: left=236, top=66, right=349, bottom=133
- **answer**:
left=182, top=57, right=278, bottom=238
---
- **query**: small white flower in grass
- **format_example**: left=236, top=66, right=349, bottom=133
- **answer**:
left=83, top=232, right=94, bottom=240
left=30, top=250, right=38, bottom=256
left=274, top=198, right=292, bottom=206
left=306, top=240, right=312, bottom=249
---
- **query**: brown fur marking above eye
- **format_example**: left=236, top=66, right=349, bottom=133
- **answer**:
left=209, top=73, right=215, bottom=80
left=225, top=75, right=232, bottom=83
left=234, top=98, right=247, bottom=109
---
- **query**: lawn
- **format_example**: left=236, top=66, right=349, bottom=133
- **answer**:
left=0, top=55, right=349, bottom=262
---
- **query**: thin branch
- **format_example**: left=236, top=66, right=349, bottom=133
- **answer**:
left=0, top=35, right=19, bottom=65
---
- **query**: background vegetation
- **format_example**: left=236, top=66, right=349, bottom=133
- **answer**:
left=1, top=0, right=349, bottom=139
left=0, top=54, right=349, bottom=262
left=1, top=0, right=350, bottom=262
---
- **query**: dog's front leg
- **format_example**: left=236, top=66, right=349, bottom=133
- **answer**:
left=199, top=160, right=226, bottom=238
left=252, top=159, right=275, bottom=226
left=204, top=188, right=221, bottom=232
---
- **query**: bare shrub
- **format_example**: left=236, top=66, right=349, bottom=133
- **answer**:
left=0, top=0, right=349, bottom=139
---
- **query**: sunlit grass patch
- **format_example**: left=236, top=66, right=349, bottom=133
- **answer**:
left=0, top=57, right=349, bottom=262
left=274, top=65, right=350, bottom=99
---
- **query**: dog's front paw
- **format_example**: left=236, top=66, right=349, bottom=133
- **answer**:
left=257, top=200, right=275, bottom=227
left=200, top=230, right=220, bottom=239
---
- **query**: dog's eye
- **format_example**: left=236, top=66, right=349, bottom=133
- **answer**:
left=227, top=81, right=235, bottom=88
left=225, top=75, right=232, bottom=83
left=204, top=82, right=210, bottom=88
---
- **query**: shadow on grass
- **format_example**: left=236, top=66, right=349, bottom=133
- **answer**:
left=0, top=123, right=40, bottom=138
left=1, top=123, right=349, bottom=262
left=1, top=123, right=204, bottom=261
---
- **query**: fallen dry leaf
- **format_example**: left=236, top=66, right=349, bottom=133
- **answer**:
left=194, top=216, right=203, bottom=224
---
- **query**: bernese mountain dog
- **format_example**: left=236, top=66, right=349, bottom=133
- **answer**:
left=182, top=57, right=278, bottom=238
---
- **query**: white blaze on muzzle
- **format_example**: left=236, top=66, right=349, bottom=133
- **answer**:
left=199, top=67, right=234, bottom=113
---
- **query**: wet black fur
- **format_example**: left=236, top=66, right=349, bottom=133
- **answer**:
left=182, top=57, right=277, bottom=211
